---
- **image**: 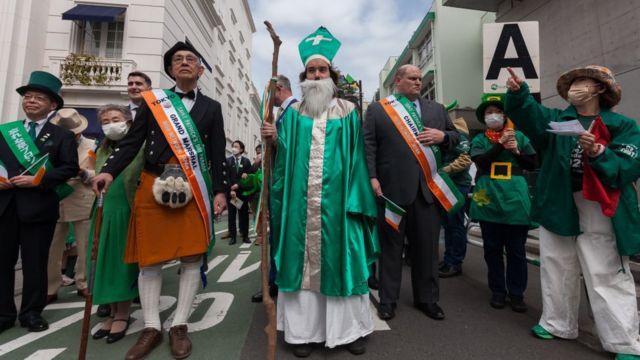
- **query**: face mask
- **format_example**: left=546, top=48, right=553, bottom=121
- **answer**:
left=484, top=113, right=505, bottom=130
left=567, top=85, right=596, bottom=106
left=231, top=148, right=240, bottom=155
left=102, top=122, right=129, bottom=141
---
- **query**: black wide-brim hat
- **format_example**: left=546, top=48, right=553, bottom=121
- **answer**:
left=16, top=71, right=64, bottom=109
left=163, top=41, right=204, bottom=80
left=475, top=94, right=505, bottom=124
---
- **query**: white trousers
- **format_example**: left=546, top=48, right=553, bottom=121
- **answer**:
left=277, top=290, right=374, bottom=348
left=539, top=193, right=640, bottom=355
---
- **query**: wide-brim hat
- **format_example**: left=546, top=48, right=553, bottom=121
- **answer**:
left=475, top=93, right=505, bottom=124
left=16, top=71, right=64, bottom=109
left=51, top=108, right=88, bottom=134
left=163, top=41, right=204, bottom=80
left=556, top=65, right=621, bottom=108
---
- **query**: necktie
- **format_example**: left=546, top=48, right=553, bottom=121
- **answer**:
left=235, top=158, right=240, bottom=172
left=177, top=90, right=196, bottom=100
left=28, top=122, right=37, bottom=140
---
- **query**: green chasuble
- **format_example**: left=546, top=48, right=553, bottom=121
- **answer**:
left=271, top=99, right=380, bottom=297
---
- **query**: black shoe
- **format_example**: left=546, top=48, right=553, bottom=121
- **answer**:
left=93, top=316, right=114, bottom=339
left=269, top=285, right=278, bottom=298
left=97, top=304, right=111, bottom=318
left=251, top=290, right=263, bottom=303
left=490, top=293, right=506, bottom=309
left=0, top=320, right=14, bottom=334
left=377, top=303, right=395, bottom=320
left=106, top=318, right=131, bottom=344
left=367, top=275, right=379, bottom=290
left=510, top=297, right=528, bottom=313
left=229, top=237, right=237, bottom=245
left=346, top=337, right=366, bottom=355
left=132, top=297, right=141, bottom=304
left=242, top=237, right=251, bottom=244
left=20, top=314, right=49, bottom=332
left=292, top=343, right=313, bottom=358
left=438, top=264, right=462, bottom=278
left=415, top=302, right=445, bottom=320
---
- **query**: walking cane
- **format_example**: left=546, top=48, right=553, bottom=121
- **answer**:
left=259, top=20, right=281, bottom=360
left=78, top=191, right=104, bottom=360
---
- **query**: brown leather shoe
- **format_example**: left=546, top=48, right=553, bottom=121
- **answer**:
left=125, top=328, right=162, bottom=360
left=169, top=325, right=192, bottom=359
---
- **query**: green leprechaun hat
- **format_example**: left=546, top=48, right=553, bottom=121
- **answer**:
left=16, top=71, right=64, bottom=109
left=475, top=93, right=505, bottom=124
left=298, top=26, right=341, bottom=66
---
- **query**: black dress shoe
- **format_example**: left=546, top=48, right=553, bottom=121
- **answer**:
left=367, top=275, right=379, bottom=290
left=97, top=304, right=111, bottom=318
left=490, top=293, right=506, bottom=309
left=346, top=337, right=366, bottom=355
left=106, top=317, right=131, bottom=344
left=242, top=237, right=251, bottom=244
left=20, top=314, right=49, bottom=332
left=0, top=320, right=15, bottom=334
left=292, top=343, right=313, bottom=358
left=377, top=303, right=395, bottom=320
left=251, top=290, right=263, bottom=303
left=510, top=297, right=528, bottom=313
left=438, top=264, right=462, bottom=278
left=229, top=237, right=237, bottom=245
left=416, top=302, right=445, bottom=320
left=93, top=316, right=113, bottom=340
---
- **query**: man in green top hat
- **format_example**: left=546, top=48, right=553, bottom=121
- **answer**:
left=0, top=71, right=78, bottom=334
left=261, top=26, right=379, bottom=357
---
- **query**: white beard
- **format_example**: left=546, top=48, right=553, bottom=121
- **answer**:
left=300, top=78, right=336, bottom=118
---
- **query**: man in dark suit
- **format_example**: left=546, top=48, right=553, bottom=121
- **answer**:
left=0, top=71, right=78, bottom=334
left=92, top=41, right=226, bottom=360
left=364, top=64, right=459, bottom=321
left=226, top=140, right=252, bottom=245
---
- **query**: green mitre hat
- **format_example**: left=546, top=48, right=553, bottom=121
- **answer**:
left=298, top=26, right=341, bottom=66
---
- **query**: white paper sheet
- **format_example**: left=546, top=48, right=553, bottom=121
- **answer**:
left=546, top=120, right=587, bottom=136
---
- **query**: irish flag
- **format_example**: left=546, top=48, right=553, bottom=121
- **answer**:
left=0, top=160, right=7, bottom=183
left=382, top=195, right=405, bottom=232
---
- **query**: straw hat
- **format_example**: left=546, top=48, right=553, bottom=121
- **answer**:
left=51, top=108, right=88, bottom=135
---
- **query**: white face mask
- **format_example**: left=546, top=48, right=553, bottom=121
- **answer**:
left=102, top=122, right=129, bottom=141
left=484, top=113, right=505, bottom=130
left=567, top=85, right=597, bottom=106
left=231, top=148, right=240, bottom=155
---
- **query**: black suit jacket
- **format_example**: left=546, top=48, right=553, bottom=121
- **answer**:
left=225, top=155, right=253, bottom=199
left=101, top=89, right=226, bottom=194
left=0, top=121, right=79, bottom=222
left=364, top=97, right=459, bottom=206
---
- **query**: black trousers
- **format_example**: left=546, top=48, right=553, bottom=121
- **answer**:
left=227, top=195, right=249, bottom=239
left=378, top=191, right=441, bottom=305
left=479, top=221, right=528, bottom=299
left=0, top=198, right=57, bottom=322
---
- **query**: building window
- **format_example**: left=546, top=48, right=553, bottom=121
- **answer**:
left=245, top=49, right=251, bottom=60
left=230, top=9, right=237, bottom=24
left=422, top=78, right=436, bottom=101
left=229, top=51, right=236, bottom=64
left=419, top=36, right=433, bottom=69
left=74, top=19, right=124, bottom=58
left=218, top=31, right=226, bottom=45
left=239, top=31, right=245, bottom=44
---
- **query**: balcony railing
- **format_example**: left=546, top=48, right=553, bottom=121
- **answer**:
left=49, top=54, right=136, bottom=89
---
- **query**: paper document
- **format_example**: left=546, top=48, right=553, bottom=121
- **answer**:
left=230, top=197, right=244, bottom=209
left=546, top=120, right=586, bottom=136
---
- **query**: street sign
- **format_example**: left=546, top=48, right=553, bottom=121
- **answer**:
left=483, top=21, right=540, bottom=94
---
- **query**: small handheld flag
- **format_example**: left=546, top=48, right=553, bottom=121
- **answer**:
left=18, top=153, right=49, bottom=185
left=0, top=160, right=8, bottom=183
left=381, top=195, right=405, bottom=232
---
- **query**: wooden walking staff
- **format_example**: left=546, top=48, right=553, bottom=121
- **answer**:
left=78, top=192, right=104, bottom=360
left=259, top=20, right=281, bottom=360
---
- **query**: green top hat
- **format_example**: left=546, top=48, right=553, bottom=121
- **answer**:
left=475, top=93, right=505, bottom=124
left=16, top=71, right=64, bottom=110
left=298, top=26, right=341, bottom=66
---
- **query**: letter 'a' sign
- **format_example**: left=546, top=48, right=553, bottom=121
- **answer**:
left=483, top=22, right=540, bottom=93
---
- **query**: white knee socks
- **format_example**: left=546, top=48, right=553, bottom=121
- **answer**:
left=171, top=261, right=201, bottom=327
left=138, top=265, right=163, bottom=330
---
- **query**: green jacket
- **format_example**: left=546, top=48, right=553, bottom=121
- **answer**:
left=505, top=83, right=640, bottom=255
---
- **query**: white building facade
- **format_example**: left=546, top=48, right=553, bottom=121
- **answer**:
left=0, top=0, right=261, bottom=156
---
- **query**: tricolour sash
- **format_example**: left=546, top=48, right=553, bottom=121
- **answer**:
left=380, top=94, right=464, bottom=213
left=0, top=120, right=73, bottom=199
left=141, top=89, right=214, bottom=242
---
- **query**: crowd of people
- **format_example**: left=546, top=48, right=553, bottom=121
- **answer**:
left=0, top=24, right=638, bottom=360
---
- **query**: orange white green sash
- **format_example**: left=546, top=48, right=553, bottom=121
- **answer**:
left=380, top=94, right=464, bottom=213
left=142, top=89, right=214, bottom=242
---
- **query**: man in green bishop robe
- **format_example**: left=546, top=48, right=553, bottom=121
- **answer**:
left=261, top=26, right=379, bottom=357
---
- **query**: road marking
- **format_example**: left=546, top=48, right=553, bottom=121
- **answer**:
left=0, top=307, right=96, bottom=356
left=24, top=348, right=66, bottom=360
left=205, top=255, right=229, bottom=274
left=217, top=251, right=260, bottom=283
left=162, top=292, right=234, bottom=332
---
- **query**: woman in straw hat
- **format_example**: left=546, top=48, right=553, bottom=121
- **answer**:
left=505, top=65, right=640, bottom=359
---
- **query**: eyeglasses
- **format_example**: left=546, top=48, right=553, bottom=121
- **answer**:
left=172, top=55, right=200, bottom=64
left=23, top=94, right=50, bottom=102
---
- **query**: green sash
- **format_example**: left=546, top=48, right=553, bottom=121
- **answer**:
left=0, top=120, right=73, bottom=199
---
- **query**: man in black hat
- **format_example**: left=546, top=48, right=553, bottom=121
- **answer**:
left=92, top=41, right=226, bottom=360
left=0, top=71, right=78, bottom=334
